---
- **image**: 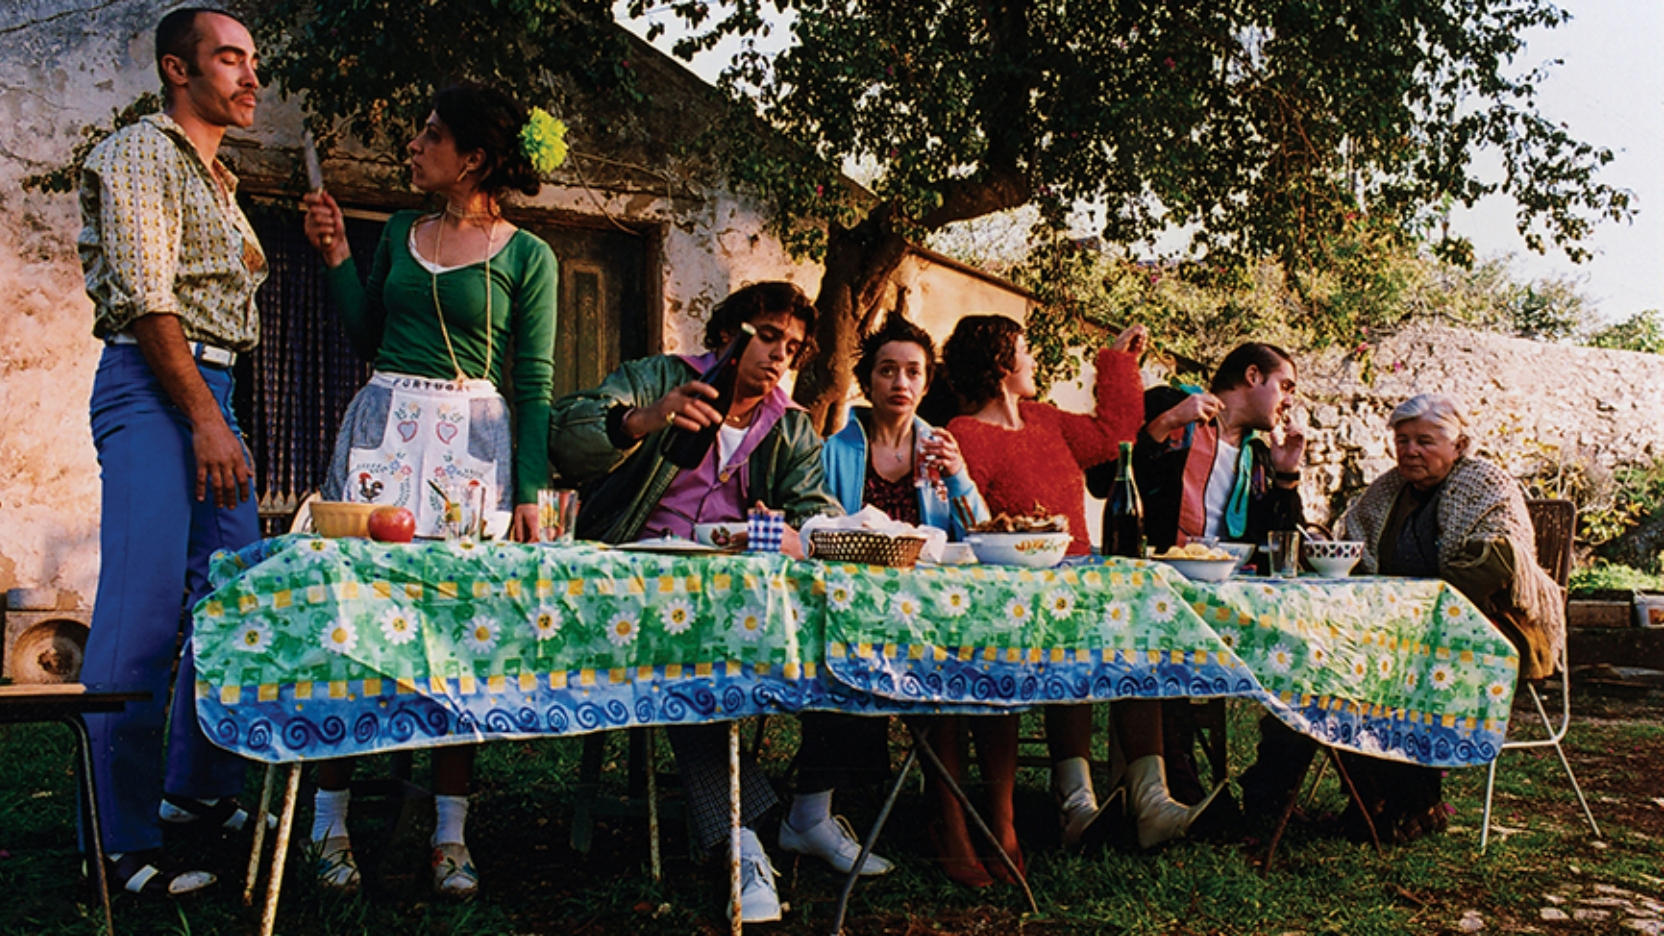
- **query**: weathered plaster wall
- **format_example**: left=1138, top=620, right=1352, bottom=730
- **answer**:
left=0, top=0, right=176, bottom=607
left=888, top=252, right=1037, bottom=343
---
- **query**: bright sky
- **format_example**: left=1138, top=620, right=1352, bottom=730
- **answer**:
left=1443, top=0, right=1664, bottom=322
left=620, top=0, right=1662, bottom=322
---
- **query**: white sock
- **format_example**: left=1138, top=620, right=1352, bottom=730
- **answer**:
left=788, top=790, right=833, bottom=831
left=311, top=788, right=351, bottom=843
left=433, top=794, right=469, bottom=846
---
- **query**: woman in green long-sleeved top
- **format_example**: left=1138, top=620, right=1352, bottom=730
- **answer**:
left=301, top=82, right=557, bottom=899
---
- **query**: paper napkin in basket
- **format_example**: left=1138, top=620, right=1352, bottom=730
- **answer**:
left=800, top=505, right=948, bottom=562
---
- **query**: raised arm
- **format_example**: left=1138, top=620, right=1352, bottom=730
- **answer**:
left=315, top=202, right=395, bottom=362
left=1035, top=346, right=1145, bottom=468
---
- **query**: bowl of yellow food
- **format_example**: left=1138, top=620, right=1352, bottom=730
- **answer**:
left=1149, top=542, right=1239, bottom=582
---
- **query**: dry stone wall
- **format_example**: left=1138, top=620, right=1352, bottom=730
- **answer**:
left=1292, top=323, right=1664, bottom=523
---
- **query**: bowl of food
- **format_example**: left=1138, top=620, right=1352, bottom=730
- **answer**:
left=307, top=500, right=378, bottom=538
left=965, top=510, right=1072, bottom=568
left=1196, top=538, right=1256, bottom=575
left=966, top=532, right=1072, bottom=568
left=1303, top=539, right=1365, bottom=577
left=693, top=522, right=748, bottom=549
left=1149, top=543, right=1240, bottom=582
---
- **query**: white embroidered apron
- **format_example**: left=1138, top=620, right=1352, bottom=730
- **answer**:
left=343, top=372, right=505, bottom=538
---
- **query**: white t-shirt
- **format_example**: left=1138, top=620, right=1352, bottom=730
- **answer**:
left=717, top=424, right=748, bottom=470
left=1201, top=440, right=1241, bottom=539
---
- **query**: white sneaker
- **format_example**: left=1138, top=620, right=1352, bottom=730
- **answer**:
left=737, top=828, right=782, bottom=923
left=779, top=814, right=894, bottom=876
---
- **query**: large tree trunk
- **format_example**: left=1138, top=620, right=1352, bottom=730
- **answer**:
left=793, top=204, right=909, bottom=435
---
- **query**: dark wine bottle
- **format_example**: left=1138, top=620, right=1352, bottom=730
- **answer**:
left=662, top=322, right=756, bottom=469
left=1103, top=440, right=1146, bottom=558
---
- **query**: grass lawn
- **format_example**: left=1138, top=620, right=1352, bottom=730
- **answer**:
left=1, top=690, right=1658, bottom=935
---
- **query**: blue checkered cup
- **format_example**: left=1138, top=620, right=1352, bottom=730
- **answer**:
left=746, top=505, right=785, bottom=553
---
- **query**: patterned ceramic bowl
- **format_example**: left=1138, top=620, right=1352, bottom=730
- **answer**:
left=966, top=531, right=1072, bottom=568
left=693, top=522, right=748, bottom=549
left=1304, top=539, right=1365, bottom=577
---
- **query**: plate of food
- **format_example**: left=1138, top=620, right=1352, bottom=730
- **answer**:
left=613, top=537, right=729, bottom=556
left=1149, top=542, right=1240, bottom=582
left=965, top=509, right=1072, bottom=568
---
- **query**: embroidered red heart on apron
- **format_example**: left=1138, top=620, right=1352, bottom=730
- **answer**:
left=397, top=420, right=418, bottom=442
left=436, top=422, right=459, bottom=445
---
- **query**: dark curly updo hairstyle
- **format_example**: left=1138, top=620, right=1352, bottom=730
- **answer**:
left=433, top=82, right=541, bottom=199
left=855, top=314, right=936, bottom=399
left=942, top=314, right=1024, bottom=408
left=704, top=281, right=819, bottom=368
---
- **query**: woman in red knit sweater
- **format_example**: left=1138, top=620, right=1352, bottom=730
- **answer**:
left=939, top=315, right=1217, bottom=867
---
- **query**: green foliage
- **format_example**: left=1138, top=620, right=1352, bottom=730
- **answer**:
left=1523, top=453, right=1664, bottom=560
left=998, top=218, right=1596, bottom=390
left=249, top=0, right=635, bottom=152
left=655, top=0, right=1631, bottom=270
left=1586, top=309, right=1664, bottom=354
left=1569, top=562, right=1664, bottom=596
left=20, top=93, right=161, bottom=193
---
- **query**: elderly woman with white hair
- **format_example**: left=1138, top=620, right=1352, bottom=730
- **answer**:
left=1342, top=393, right=1564, bottom=677
left=1237, top=392, right=1564, bottom=844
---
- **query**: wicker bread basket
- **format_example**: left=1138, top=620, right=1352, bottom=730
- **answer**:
left=809, top=530, right=928, bottom=568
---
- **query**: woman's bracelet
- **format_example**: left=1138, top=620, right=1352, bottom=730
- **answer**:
left=1274, top=470, right=1302, bottom=483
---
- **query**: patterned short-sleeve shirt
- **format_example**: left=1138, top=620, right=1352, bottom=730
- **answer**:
left=77, top=113, right=266, bottom=349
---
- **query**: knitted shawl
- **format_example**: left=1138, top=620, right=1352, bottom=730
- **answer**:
left=1340, top=456, right=1565, bottom=675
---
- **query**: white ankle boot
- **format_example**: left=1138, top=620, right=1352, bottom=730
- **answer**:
left=1125, top=755, right=1222, bottom=849
left=1053, top=757, right=1108, bottom=849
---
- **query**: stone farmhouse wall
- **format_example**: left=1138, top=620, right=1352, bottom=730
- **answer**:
left=1293, top=323, right=1664, bottom=524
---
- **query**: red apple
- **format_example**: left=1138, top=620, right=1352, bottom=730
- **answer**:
left=367, top=506, right=416, bottom=543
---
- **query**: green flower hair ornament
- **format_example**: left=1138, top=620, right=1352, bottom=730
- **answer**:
left=519, top=107, right=569, bottom=175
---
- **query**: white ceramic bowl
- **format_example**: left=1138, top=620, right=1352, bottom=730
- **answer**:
left=1152, top=556, right=1238, bottom=582
left=1195, top=539, right=1256, bottom=574
left=693, top=522, right=748, bottom=549
left=1304, top=539, right=1365, bottom=577
left=966, top=531, right=1071, bottom=568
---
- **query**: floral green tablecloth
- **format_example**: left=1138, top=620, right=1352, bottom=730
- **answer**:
left=192, top=537, right=1517, bottom=767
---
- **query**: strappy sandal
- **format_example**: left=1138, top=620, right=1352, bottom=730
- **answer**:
left=95, top=850, right=217, bottom=898
left=430, top=842, right=479, bottom=900
left=313, top=836, right=361, bottom=893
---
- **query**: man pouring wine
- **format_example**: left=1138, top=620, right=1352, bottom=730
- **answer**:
left=548, top=281, right=865, bottom=923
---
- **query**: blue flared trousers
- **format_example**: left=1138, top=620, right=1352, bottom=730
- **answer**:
left=80, top=344, right=258, bottom=852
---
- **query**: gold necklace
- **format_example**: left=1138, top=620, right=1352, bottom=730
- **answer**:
left=445, top=201, right=500, bottom=222
left=428, top=214, right=495, bottom=381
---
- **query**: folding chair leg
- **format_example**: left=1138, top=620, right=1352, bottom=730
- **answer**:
left=67, top=716, right=115, bottom=936
left=1481, top=755, right=1501, bottom=853
left=728, top=722, right=742, bottom=936
left=1528, top=685, right=1600, bottom=839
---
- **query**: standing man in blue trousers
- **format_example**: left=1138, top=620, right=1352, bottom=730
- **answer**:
left=77, top=6, right=267, bottom=896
